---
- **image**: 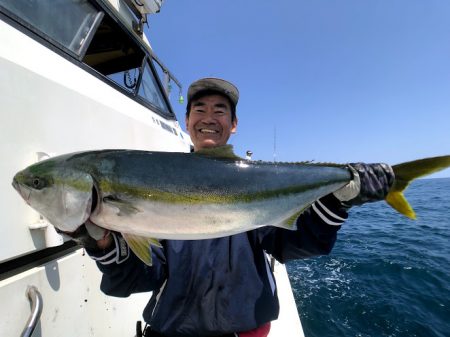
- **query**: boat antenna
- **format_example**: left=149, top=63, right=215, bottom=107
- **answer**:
left=273, top=125, right=277, bottom=163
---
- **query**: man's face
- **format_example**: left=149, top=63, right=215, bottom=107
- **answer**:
left=186, top=94, right=237, bottom=151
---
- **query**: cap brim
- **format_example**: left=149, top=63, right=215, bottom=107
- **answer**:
left=187, top=78, right=239, bottom=106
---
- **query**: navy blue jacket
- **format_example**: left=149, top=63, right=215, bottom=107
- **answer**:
left=87, top=194, right=347, bottom=336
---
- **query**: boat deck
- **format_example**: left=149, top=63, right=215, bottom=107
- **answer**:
left=269, top=261, right=304, bottom=337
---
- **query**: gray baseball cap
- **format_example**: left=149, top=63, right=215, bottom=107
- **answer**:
left=187, top=77, right=239, bottom=106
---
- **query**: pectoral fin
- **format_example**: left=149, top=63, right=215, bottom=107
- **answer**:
left=275, top=208, right=307, bottom=230
left=387, top=155, right=450, bottom=219
left=122, top=233, right=162, bottom=266
left=103, top=196, right=141, bottom=216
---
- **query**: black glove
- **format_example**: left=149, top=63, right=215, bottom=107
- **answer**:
left=336, top=163, right=395, bottom=207
left=55, top=220, right=111, bottom=251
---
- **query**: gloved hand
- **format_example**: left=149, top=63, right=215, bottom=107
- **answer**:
left=334, top=163, right=395, bottom=207
left=56, top=220, right=112, bottom=250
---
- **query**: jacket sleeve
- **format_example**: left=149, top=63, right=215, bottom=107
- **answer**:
left=258, top=194, right=348, bottom=263
left=85, top=232, right=167, bottom=297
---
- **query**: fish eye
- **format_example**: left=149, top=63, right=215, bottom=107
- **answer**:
left=32, top=178, right=40, bottom=188
left=30, top=177, right=47, bottom=190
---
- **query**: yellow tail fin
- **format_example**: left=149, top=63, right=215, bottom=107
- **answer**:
left=386, top=155, right=450, bottom=219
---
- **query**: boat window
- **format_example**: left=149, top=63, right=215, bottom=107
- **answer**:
left=83, top=14, right=170, bottom=115
left=1, top=0, right=174, bottom=118
left=152, top=58, right=169, bottom=94
left=83, top=15, right=144, bottom=78
left=138, top=60, right=170, bottom=112
left=106, top=67, right=141, bottom=94
left=0, top=0, right=101, bottom=56
left=151, top=58, right=176, bottom=106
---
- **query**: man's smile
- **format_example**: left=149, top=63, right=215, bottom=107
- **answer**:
left=198, top=128, right=219, bottom=134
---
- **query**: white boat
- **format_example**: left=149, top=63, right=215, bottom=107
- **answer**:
left=0, top=1, right=303, bottom=336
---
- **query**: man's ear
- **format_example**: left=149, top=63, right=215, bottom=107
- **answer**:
left=231, top=117, right=238, bottom=134
left=185, top=116, right=190, bottom=132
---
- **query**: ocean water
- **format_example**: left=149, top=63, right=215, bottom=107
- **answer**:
left=287, top=178, right=450, bottom=337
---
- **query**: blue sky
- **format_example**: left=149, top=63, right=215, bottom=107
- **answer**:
left=147, top=0, right=450, bottom=178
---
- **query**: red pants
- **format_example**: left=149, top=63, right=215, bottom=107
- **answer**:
left=238, top=322, right=271, bottom=337
left=143, top=322, right=271, bottom=337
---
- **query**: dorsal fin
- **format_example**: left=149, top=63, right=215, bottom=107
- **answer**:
left=194, top=145, right=242, bottom=160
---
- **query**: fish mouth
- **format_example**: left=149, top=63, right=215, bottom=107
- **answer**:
left=12, top=177, right=19, bottom=191
left=12, top=177, right=31, bottom=204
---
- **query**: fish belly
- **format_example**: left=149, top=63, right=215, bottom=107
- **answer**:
left=90, top=182, right=344, bottom=240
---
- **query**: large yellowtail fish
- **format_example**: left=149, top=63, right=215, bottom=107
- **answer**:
left=11, top=145, right=450, bottom=265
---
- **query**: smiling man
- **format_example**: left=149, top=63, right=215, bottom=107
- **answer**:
left=185, top=78, right=238, bottom=151
left=78, top=77, right=395, bottom=337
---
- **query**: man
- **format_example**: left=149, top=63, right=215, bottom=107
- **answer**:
left=82, top=78, right=394, bottom=337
